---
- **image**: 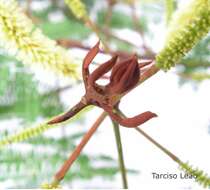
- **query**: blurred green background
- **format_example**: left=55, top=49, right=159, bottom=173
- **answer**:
left=0, top=0, right=209, bottom=188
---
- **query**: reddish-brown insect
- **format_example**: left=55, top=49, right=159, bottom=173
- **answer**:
left=48, top=42, right=157, bottom=127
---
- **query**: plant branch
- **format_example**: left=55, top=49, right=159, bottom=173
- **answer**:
left=112, top=120, right=128, bottom=189
left=116, top=109, right=180, bottom=163
left=104, top=0, right=114, bottom=41
left=134, top=123, right=210, bottom=188
left=84, top=17, right=110, bottom=53
left=130, top=2, right=155, bottom=57
left=135, top=127, right=180, bottom=163
left=52, top=112, right=107, bottom=184
left=57, top=38, right=155, bottom=59
left=116, top=109, right=210, bottom=188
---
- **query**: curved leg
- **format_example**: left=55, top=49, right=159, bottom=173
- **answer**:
left=103, top=105, right=157, bottom=128
left=88, top=55, right=118, bottom=87
left=82, top=41, right=100, bottom=87
left=47, top=101, right=87, bottom=124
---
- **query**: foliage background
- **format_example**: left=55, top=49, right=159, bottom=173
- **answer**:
left=0, top=0, right=209, bottom=189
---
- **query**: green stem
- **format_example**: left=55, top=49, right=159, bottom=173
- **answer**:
left=117, top=110, right=210, bottom=188
left=117, top=109, right=180, bottom=164
left=112, top=120, right=128, bottom=189
left=135, top=127, right=210, bottom=188
left=135, top=127, right=180, bottom=163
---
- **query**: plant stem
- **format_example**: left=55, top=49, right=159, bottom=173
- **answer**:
left=138, top=64, right=160, bottom=84
left=130, top=2, right=154, bottom=57
left=57, top=38, right=155, bottom=59
left=52, top=112, right=107, bottom=183
left=135, top=127, right=180, bottom=163
left=117, top=109, right=180, bottom=164
left=84, top=17, right=110, bottom=53
left=112, top=120, right=128, bottom=189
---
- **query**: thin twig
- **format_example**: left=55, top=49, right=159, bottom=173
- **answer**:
left=42, top=80, right=82, bottom=97
left=84, top=17, right=110, bottom=53
left=137, top=64, right=159, bottom=84
left=135, top=127, right=180, bottom=163
left=26, top=0, right=32, bottom=17
left=101, top=27, right=140, bottom=48
left=130, top=2, right=155, bottom=57
left=112, top=120, right=128, bottom=189
left=52, top=112, right=107, bottom=183
left=57, top=39, right=154, bottom=59
left=105, top=0, right=114, bottom=33
left=117, top=110, right=181, bottom=164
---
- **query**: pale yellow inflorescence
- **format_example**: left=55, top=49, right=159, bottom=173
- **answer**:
left=41, top=180, right=61, bottom=189
left=65, top=0, right=87, bottom=20
left=179, top=161, right=210, bottom=188
left=156, top=0, right=210, bottom=71
left=0, top=123, right=57, bottom=148
left=0, top=0, right=78, bottom=78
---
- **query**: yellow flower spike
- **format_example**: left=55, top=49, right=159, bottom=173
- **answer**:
left=0, top=123, right=56, bottom=149
left=179, top=161, right=210, bottom=188
left=0, top=0, right=78, bottom=78
left=41, top=179, right=61, bottom=189
left=65, top=0, right=88, bottom=20
left=156, top=0, right=210, bottom=71
left=0, top=106, right=92, bottom=149
left=41, top=183, right=61, bottom=189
